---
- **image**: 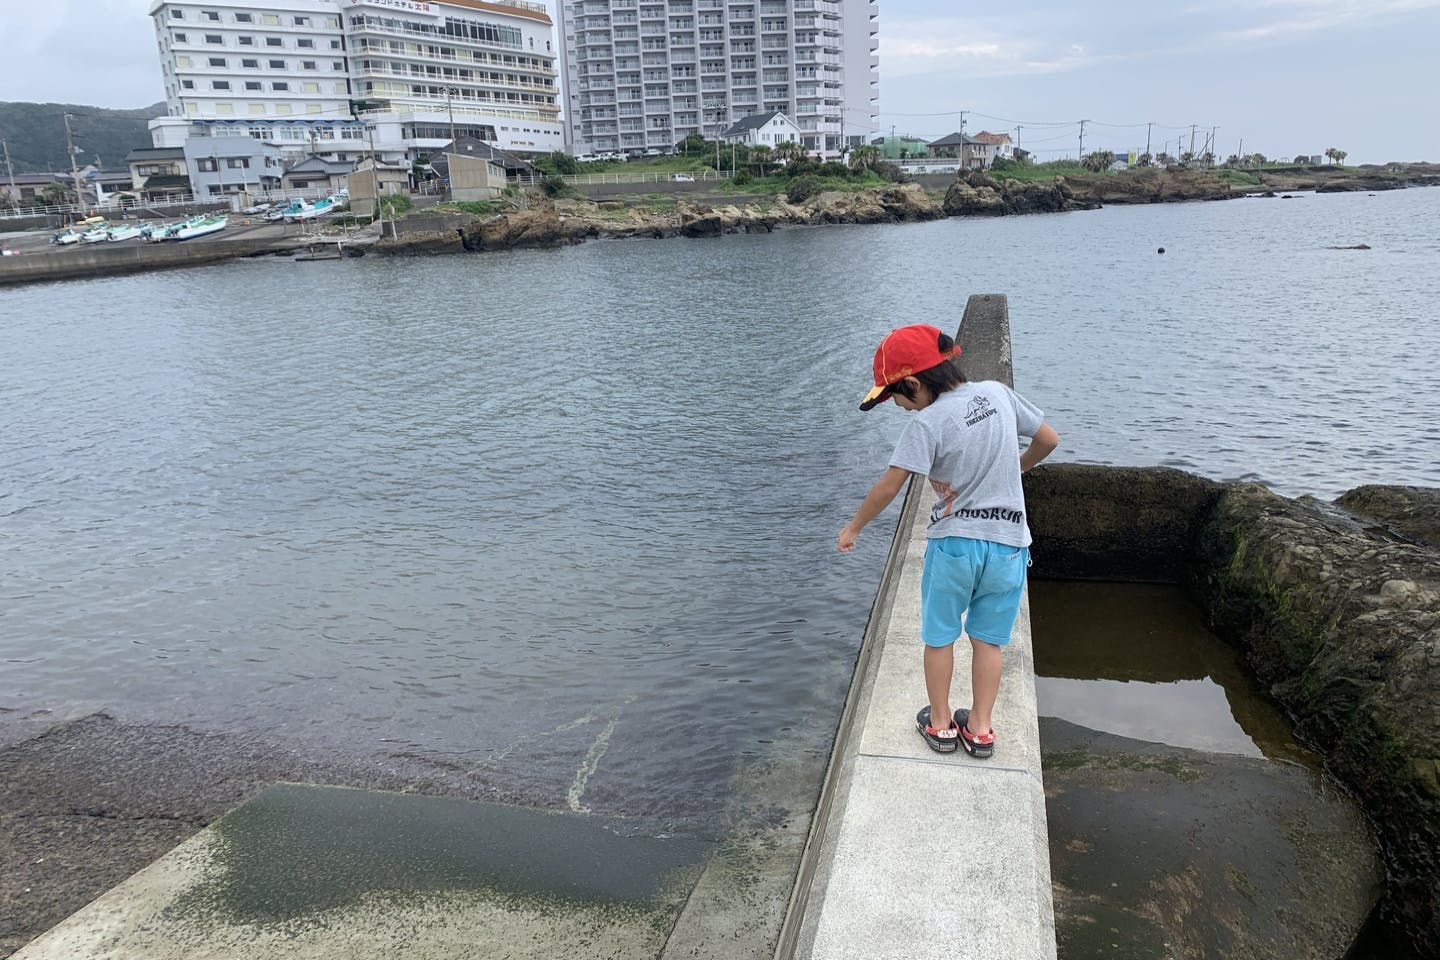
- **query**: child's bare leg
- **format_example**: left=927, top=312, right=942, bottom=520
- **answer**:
left=967, top=637, right=1004, bottom=735
left=924, top=643, right=955, bottom=729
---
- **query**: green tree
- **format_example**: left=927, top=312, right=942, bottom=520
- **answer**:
left=748, top=144, right=774, bottom=175
left=1081, top=150, right=1115, bottom=172
left=675, top=133, right=709, bottom=157
left=773, top=140, right=805, bottom=165
left=847, top=143, right=880, bottom=172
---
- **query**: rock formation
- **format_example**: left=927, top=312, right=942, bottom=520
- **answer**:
left=1027, top=464, right=1440, bottom=956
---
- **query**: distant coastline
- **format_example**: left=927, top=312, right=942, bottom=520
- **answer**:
left=4, top=163, right=1437, bottom=286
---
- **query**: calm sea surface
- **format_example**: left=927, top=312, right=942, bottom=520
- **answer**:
left=3, top=187, right=1438, bottom=830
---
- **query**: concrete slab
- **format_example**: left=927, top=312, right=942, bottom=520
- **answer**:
left=14, top=783, right=713, bottom=960
left=808, top=759, right=1051, bottom=960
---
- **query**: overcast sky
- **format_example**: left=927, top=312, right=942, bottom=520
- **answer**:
left=3, top=0, right=1436, bottom=163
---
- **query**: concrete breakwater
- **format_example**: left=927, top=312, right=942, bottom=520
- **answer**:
left=1026, top=464, right=1440, bottom=957
left=0, top=233, right=315, bottom=287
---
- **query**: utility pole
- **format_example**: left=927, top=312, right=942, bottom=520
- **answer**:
left=1077, top=119, right=1087, bottom=161
left=63, top=113, right=84, bottom=217
left=1145, top=121, right=1152, bottom=158
left=446, top=87, right=457, bottom=146
left=1189, top=123, right=1197, bottom=157
left=1013, top=125, right=1021, bottom=151
left=1238, top=138, right=1244, bottom=165
left=2, top=139, right=15, bottom=207
left=366, top=122, right=381, bottom=223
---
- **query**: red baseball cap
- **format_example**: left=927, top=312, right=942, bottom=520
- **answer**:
left=859, top=324, right=962, bottom=410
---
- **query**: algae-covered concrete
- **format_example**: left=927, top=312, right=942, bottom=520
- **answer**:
left=13, top=783, right=712, bottom=960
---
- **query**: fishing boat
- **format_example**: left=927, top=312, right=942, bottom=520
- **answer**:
left=106, top=224, right=144, bottom=242
left=50, top=229, right=84, bottom=245
left=170, top=214, right=228, bottom=240
left=143, top=221, right=180, bottom=242
left=81, top=224, right=112, bottom=243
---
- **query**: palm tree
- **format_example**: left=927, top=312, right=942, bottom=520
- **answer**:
left=847, top=144, right=880, bottom=172
left=1081, top=150, right=1115, bottom=173
left=748, top=144, right=774, bottom=175
left=1333, top=148, right=1347, bottom=167
left=772, top=140, right=805, bottom=166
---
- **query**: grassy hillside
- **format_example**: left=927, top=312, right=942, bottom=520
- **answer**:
left=0, top=101, right=167, bottom=174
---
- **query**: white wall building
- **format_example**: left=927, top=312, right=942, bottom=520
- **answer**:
left=148, top=0, right=563, bottom=167
left=556, top=0, right=878, bottom=159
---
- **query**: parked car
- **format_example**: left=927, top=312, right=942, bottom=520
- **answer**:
left=673, top=173, right=695, bottom=182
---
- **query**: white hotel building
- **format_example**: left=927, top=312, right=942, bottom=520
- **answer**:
left=555, top=0, right=878, bottom=158
left=148, top=0, right=563, bottom=178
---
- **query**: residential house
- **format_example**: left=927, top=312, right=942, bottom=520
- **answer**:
left=721, top=112, right=804, bottom=150
left=346, top=158, right=411, bottom=217
left=2, top=171, right=69, bottom=206
left=183, top=132, right=284, bottom=197
left=429, top=136, right=537, bottom=182
left=972, top=131, right=1015, bottom=162
left=281, top=155, right=354, bottom=194
left=126, top=147, right=191, bottom=200
left=927, top=131, right=990, bottom=169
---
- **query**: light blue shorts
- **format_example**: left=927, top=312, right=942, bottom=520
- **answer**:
left=920, top=536, right=1029, bottom=647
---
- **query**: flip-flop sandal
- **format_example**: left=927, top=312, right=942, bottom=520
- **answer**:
left=916, top=706, right=959, bottom=753
left=953, top=709, right=996, bottom=759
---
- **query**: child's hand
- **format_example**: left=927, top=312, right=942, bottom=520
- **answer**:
left=837, top=525, right=859, bottom=552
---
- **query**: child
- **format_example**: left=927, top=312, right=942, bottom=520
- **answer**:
left=837, top=324, right=1058, bottom=757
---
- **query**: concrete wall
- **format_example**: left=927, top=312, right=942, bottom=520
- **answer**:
left=0, top=239, right=286, bottom=287
left=450, top=155, right=505, bottom=201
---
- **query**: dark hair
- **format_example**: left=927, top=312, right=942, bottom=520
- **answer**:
left=887, top=332, right=966, bottom=401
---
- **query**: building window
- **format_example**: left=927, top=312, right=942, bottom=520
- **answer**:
left=306, top=103, right=322, bottom=114
left=212, top=81, right=231, bottom=92
left=177, top=55, right=192, bottom=66
left=174, top=31, right=187, bottom=42
left=249, top=104, right=266, bottom=115
left=330, top=39, right=342, bottom=49
left=266, top=37, right=282, bottom=47
left=332, top=60, right=343, bottom=69
left=170, top=8, right=182, bottom=18
left=235, top=12, right=253, bottom=22
left=297, top=38, right=314, bottom=48
left=272, top=81, right=289, bottom=90
left=198, top=158, right=218, bottom=171
left=326, top=17, right=339, bottom=28
left=245, top=81, right=262, bottom=90
left=227, top=158, right=250, bottom=169
left=181, top=79, right=195, bottom=89
left=276, top=103, right=292, bottom=114
left=242, top=58, right=258, bottom=67
left=208, top=57, right=226, bottom=66
left=269, top=59, right=285, bottom=68
left=203, top=10, right=219, bottom=21
left=262, top=14, right=278, bottom=25
left=302, top=82, right=319, bottom=93
left=294, top=15, right=308, bottom=25
left=215, top=102, right=233, bottom=114
left=302, top=60, right=317, bottom=70
left=205, top=33, right=222, bottom=43
left=238, top=36, right=253, bottom=45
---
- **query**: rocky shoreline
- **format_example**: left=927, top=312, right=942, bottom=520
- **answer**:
left=372, top=165, right=1440, bottom=258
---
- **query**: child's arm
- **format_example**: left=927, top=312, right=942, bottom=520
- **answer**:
left=837, top=466, right=912, bottom=552
left=1021, top=422, right=1060, bottom=473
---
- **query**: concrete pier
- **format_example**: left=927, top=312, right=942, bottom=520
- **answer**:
left=776, top=295, right=1058, bottom=959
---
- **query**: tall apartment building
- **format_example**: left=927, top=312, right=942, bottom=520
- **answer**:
left=556, top=0, right=877, bottom=158
left=147, top=0, right=563, bottom=170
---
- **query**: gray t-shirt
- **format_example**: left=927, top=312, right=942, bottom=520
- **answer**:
left=888, top=381, right=1045, bottom=548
